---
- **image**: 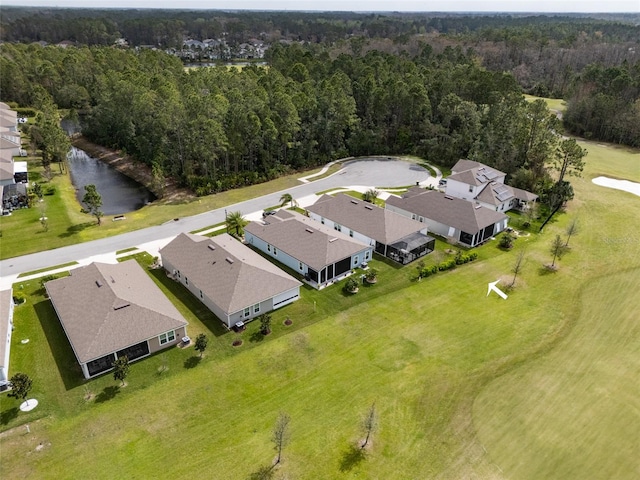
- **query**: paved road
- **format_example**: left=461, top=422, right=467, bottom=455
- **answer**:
left=0, top=158, right=432, bottom=283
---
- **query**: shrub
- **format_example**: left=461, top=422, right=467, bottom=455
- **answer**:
left=499, top=232, right=515, bottom=249
left=344, top=277, right=359, bottom=293
left=12, top=292, right=26, bottom=305
left=438, top=260, right=456, bottom=271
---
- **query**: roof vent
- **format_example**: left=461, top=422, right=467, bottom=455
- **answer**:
left=110, top=276, right=115, bottom=283
left=475, top=204, right=482, bottom=209
left=350, top=199, right=358, bottom=204
left=225, top=257, right=234, bottom=264
left=305, top=228, right=314, bottom=233
left=96, top=280, right=103, bottom=287
left=113, top=301, right=130, bottom=310
left=208, top=244, right=216, bottom=251
left=444, top=195, right=453, bottom=200
left=364, top=205, right=373, bottom=210
left=329, top=237, right=338, bottom=243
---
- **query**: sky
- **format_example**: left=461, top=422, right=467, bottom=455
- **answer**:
left=3, top=0, right=639, bottom=13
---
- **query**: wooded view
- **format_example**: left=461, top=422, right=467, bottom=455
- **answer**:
left=1, top=9, right=638, bottom=197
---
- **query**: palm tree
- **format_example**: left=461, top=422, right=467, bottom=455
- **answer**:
left=363, top=188, right=380, bottom=203
left=280, top=192, right=298, bottom=209
left=226, top=211, right=247, bottom=237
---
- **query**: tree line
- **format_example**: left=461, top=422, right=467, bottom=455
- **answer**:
left=2, top=9, right=638, bottom=150
left=1, top=41, right=586, bottom=203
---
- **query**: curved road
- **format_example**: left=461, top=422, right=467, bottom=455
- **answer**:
left=0, top=157, right=434, bottom=285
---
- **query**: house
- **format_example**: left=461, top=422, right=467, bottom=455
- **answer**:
left=0, top=159, right=14, bottom=187
left=245, top=209, right=373, bottom=289
left=45, top=260, right=188, bottom=379
left=0, top=289, right=15, bottom=383
left=386, top=187, right=509, bottom=247
left=306, top=193, right=435, bottom=265
left=445, top=159, right=538, bottom=212
left=0, top=137, right=20, bottom=159
left=160, top=233, right=302, bottom=329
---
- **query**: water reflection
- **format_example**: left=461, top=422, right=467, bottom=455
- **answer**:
left=67, top=147, right=156, bottom=215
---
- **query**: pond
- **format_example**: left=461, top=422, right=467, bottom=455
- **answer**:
left=67, top=147, right=156, bottom=215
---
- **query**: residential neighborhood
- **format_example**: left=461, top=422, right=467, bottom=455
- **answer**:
left=0, top=8, right=636, bottom=477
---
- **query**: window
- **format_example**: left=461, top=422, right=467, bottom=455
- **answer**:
left=334, top=224, right=341, bottom=232
left=349, top=230, right=354, bottom=237
left=469, top=185, right=474, bottom=193
left=412, top=214, right=417, bottom=220
left=159, top=330, right=176, bottom=345
left=365, top=251, right=370, bottom=260
left=321, top=217, right=325, bottom=224
left=267, top=244, right=271, bottom=252
left=299, top=262, right=303, bottom=271
left=273, top=247, right=277, bottom=256
left=354, top=256, right=359, bottom=265
left=199, top=290, right=203, bottom=299
left=419, top=216, right=424, bottom=222
left=253, top=303, right=260, bottom=314
left=244, top=307, right=250, bottom=317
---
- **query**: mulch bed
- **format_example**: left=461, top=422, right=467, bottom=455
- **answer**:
left=232, top=339, right=243, bottom=347
left=284, top=319, right=293, bottom=326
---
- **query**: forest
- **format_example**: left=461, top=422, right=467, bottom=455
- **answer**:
left=1, top=10, right=638, bottom=197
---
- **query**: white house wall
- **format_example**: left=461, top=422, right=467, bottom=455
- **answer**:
left=0, top=294, right=14, bottom=382
left=245, top=233, right=306, bottom=276
left=307, top=212, right=376, bottom=248
left=445, top=179, right=477, bottom=200
left=246, top=230, right=372, bottom=289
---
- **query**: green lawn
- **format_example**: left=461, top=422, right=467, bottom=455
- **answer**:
left=524, top=94, right=568, bottom=113
left=0, top=160, right=329, bottom=260
left=1, top=140, right=638, bottom=478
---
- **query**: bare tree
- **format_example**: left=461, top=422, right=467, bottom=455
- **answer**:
left=272, top=412, right=291, bottom=465
left=565, top=218, right=579, bottom=247
left=510, top=249, right=527, bottom=288
left=361, top=402, right=377, bottom=449
left=550, top=234, right=568, bottom=267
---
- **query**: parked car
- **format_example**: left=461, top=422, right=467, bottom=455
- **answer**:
left=262, top=210, right=277, bottom=217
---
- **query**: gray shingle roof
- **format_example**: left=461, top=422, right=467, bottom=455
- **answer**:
left=386, top=188, right=508, bottom=234
left=160, top=233, right=301, bottom=315
left=45, top=260, right=188, bottom=364
left=245, top=210, right=369, bottom=270
left=512, top=186, right=539, bottom=202
left=306, top=193, right=426, bottom=244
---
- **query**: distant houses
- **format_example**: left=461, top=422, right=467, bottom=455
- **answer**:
left=46, top=261, right=189, bottom=379
left=245, top=209, right=373, bottom=289
left=160, top=233, right=302, bottom=329
left=306, top=193, right=435, bottom=265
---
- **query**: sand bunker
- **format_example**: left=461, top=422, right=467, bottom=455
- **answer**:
left=592, top=177, right=640, bottom=197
